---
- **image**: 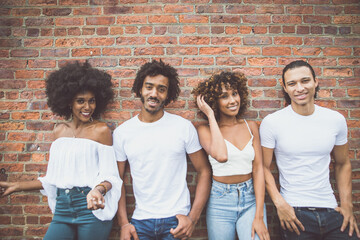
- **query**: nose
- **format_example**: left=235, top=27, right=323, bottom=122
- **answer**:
left=228, top=95, right=236, bottom=103
left=149, top=88, right=158, bottom=98
left=84, top=101, right=90, bottom=109
left=295, top=82, right=304, bottom=92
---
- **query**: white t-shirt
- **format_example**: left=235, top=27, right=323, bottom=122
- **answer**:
left=260, top=105, right=348, bottom=208
left=113, top=111, right=202, bottom=220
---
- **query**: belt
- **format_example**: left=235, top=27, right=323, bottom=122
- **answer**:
left=57, top=186, right=91, bottom=196
left=294, top=207, right=331, bottom=211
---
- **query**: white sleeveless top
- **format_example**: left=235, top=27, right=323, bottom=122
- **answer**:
left=208, top=120, right=255, bottom=176
left=38, top=137, right=122, bottom=221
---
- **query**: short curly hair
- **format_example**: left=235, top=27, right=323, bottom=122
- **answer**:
left=192, top=71, right=249, bottom=121
left=132, top=59, right=180, bottom=106
left=46, top=61, right=114, bottom=120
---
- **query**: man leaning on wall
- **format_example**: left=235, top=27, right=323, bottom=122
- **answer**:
left=260, top=60, right=360, bottom=240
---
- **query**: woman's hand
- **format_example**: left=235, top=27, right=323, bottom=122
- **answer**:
left=252, top=217, right=270, bottom=240
left=86, top=187, right=105, bottom=210
left=196, top=95, right=214, bottom=118
left=0, top=182, right=19, bottom=197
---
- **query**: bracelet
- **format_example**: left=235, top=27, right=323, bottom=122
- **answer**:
left=121, top=223, right=131, bottom=229
left=95, top=184, right=108, bottom=196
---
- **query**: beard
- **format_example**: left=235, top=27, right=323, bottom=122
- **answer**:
left=140, top=96, right=166, bottom=114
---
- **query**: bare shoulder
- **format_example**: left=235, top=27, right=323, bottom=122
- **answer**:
left=245, top=120, right=260, bottom=134
left=92, top=121, right=112, bottom=146
left=53, top=122, right=70, bottom=140
left=196, top=123, right=210, bottom=135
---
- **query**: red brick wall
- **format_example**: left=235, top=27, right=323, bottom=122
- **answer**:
left=0, top=1, right=359, bottom=239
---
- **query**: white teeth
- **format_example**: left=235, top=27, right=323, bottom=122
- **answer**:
left=82, top=112, right=90, bottom=116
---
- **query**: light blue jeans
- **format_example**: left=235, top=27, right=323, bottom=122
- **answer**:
left=206, top=178, right=267, bottom=240
left=44, top=187, right=113, bottom=240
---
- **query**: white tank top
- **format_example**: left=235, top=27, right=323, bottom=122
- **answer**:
left=208, top=120, right=255, bottom=176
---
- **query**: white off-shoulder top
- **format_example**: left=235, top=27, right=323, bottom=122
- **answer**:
left=38, top=137, right=122, bottom=221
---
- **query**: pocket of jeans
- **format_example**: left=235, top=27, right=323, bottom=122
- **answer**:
left=210, top=184, right=227, bottom=199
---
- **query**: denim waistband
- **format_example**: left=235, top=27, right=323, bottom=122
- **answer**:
left=294, top=207, right=334, bottom=212
left=212, top=178, right=253, bottom=190
left=57, top=186, right=91, bottom=196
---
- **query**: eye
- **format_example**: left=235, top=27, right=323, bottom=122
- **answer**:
left=287, top=82, right=295, bottom=86
left=232, top=91, right=238, bottom=96
left=76, top=99, right=84, bottom=104
left=89, top=98, right=96, bottom=104
left=158, top=87, right=166, bottom=93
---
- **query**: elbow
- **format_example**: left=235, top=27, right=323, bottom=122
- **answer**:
left=216, top=154, right=228, bottom=163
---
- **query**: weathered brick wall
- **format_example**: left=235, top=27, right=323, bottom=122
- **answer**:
left=0, top=1, right=359, bottom=239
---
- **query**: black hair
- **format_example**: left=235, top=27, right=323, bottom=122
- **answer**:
left=46, top=61, right=113, bottom=120
left=282, top=60, right=319, bottom=104
left=132, top=59, right=180, bottom=106
left=192, top=71, right=249, bottom=121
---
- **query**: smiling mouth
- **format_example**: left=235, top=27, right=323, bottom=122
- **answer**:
left=295, top=93, right=307, bottom=100
left=227, top=105, right=238, bottom=110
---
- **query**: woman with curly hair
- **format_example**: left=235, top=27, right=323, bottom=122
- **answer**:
left=0, top=61, right=122, bottom=240
left=192, top=71, right=269, bottom=240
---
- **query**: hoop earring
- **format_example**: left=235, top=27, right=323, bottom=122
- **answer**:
left=90, top=117, right=93, bottom=122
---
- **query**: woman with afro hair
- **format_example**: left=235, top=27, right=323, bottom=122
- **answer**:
left=192, top=71, right=269, bottom=240
left=0, top=61, right=122, bottom=240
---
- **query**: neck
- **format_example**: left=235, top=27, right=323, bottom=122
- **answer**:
left=138, top=107, right=164, bottom=123
left=290, top=101, right=315, bottom=116
left=218, top=115, right=238, bottom=127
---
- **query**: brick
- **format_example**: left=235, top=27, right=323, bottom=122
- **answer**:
left=102, top=48, right=131, bottom=56
left=339, top=58, right=360, bottom=66
left=323, top=68, right=352, bottom=77
left=243, top=15, right=271, bottom=23
left=345, top=5, right=360, bottom=14
left=338, top=100, right=360, bottom=109
left=0, top=102, right=27, bottom=110
left=308, top=58, right=336, bottom=66
left=348, top=89, right=360, bottom=97
left=117, top=16, right=147, bottom=24
left=164, top=5, right=193, bottom=13
left=210, top=15, right=240, bottom=24
left=11, top=8, right=41, bottom=16
left=0, top=80, right=26, bottom=89
left=304, top=15, right=331, bottom=24
left=248, top=57, right=277, bottom=66
left=149, top=15, right=177, bottom=23
left=24, top=39, right=52, bottom=47
left=273, top=15, right=302, bottom=24
left=256, top=5, right=284, bottom=14
left=304, top=37, right=332, bottom=45
left=8, top=132, right=36, bottom=142
left=200, top=47, right=229, bottom=55
left=26, top=215, right=39, bottom=224
left=286, top=6, right=313, bottom=14
left=0, top=0, right=26, bottom=6
left=73, top=7, right=101, bottom=15
left=166, top=47, right=198, bottom=55
left=248, top=78, right=277, bottom=87
left=263, top=47, right=291, bottom=56
left=0, top=143, right=25, bottom=152
left=71, top=48, right=101, bottom=57
left=15, top=70, right=44, bottom=79
left=216, top=57, right=246, bottom=66
left=179, top=36, right=210, bottom=45
left=335, top=38, right=360, bottom=46
left=315, top=6, right=343, bottom=15
left=90, top=0, right=117, bottom=4
left=334, top=16, right=360, bottom=24
left=232, top=47, right=261, bottom=55
left=134, top=47, right=164, bottom=56
left=87, top=58, right=117, bottom=67
left=59, top=0, right=87, bottom=5
left=26, top=122, right=54, bottom=131
left=55, top=38, right=83, bottom=47
left=29, top=0, right=56, bottom=5
left=55, top=17, right=84, bottom=26
left=10, top=195, right=40, bottom=204
left=274, top=37, right=302, bottom=45
left=41, top=48, right=69, bottom=57
left=0, top=227, right=23, bottom=236
left=116, top=36, right=146, bottom=45
left=292, top=47, right=321, bottom=56
left=86, top=17, right=115, bottom=25
left=25, top=18, right=54, bottom=26
left=43, top=8, right=71, bottom=16
left=0, top=38, right=21, bottom=47
left=0, top=18, right=23, bottom=27
left=197, top=5, right=224, bottom=13
left=243, top=37, right=272, bottom=45
left=0, top=122, right=24, bottom=131
left=0, top=28, right=11, bottom=37
left=28, top=59, right=56, bottom=68
left=0, top=70, right=14, bottom=79
left=148, top=36, right=177, bottom=45
left=183, top=57, right=214, bottom=65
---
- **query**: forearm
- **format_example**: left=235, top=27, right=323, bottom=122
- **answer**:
left=18, top=180, right=43, bottom=192
left=95, top=181, right=112, bottom=195
left=207, top=114, right=227, bottom=161
left=117, top=184, right=130, bottom=227
left=188, top=169, right=211, bottom=223
left=263, top=165, right=285, bottom=208
left=253, top=165, right=266, bottom=219
left=335, top=160, right=353, bottom=208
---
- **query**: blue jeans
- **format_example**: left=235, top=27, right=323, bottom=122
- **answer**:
left=44, top=187, right=113, bottom=240
left=131, top=216, right=179, bottom=240
left=206, top=178, right=267, bottom=240
left=281, top=207, right=358, bottom=240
